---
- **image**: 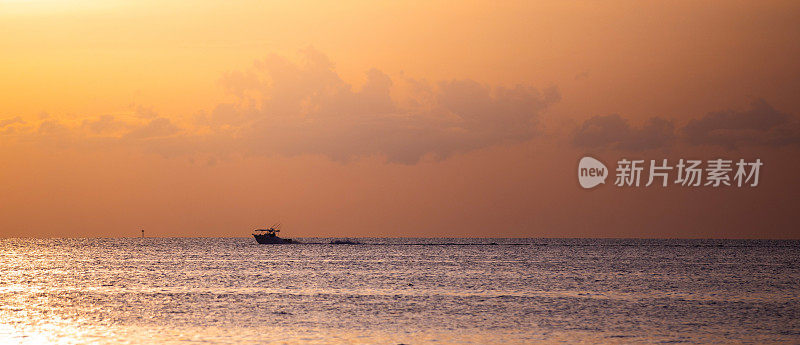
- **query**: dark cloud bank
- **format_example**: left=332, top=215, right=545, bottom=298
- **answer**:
left=573, top=99, right=800, bottom=151
left=4, top=49, right=797, bottom=162
left=205, top=49, right=560, bottom=163
left=1, top=49, right=560, bottom=164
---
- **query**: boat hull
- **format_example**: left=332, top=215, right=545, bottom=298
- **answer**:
left=253, top=234, right=293, bottom=244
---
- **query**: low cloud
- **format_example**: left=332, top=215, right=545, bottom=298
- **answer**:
left=4, top=112, right=183, bottom=154
left=0, top=116, right=26, bottom=135
left=573, top=99, right=800, bottom=151
left=572, top=114, right=675, bottom=151
left=206, top=48, right=560, bottom=163
left=683, top=99, right=800, bottom=148
left=123, top=117, right=180, bottom=140
left=38, top=119, right=70, bottom=136
left=4, top=49, right=559, bottom=164
left=0, top=116, right=25, bottom=128
left=82, top=115, right=131, bottom=134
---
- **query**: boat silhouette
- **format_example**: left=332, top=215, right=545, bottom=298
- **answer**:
left=252, top=224, right=294, bottom=244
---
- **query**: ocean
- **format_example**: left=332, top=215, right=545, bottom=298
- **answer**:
left=0, top=238, right=798, bottom=344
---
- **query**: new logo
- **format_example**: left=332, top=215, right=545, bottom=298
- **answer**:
left=578, top=156, right=608, bottom=189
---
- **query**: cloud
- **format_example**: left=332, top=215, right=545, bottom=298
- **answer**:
left=573, top=99, right=800, bottom=151
left=82, top=115, right=131, bottom=134
left=209, top=48, right=559, bottom=163
left=683, top=99, right=800, bottom=148
left=4, top=111, right=182, bottom=154
left=123, top=117, right=180, bottom=139
left=572, top=114, right=675, bottom=151
left=38, top=119, right=70, bottom=136
left=574, top=71, right=589, bottom=80
left=134, top=105, right=160, bottom=119
left=0, top=116, right=25, bottom=128
left=4, top=49, right=558, bottom=164
left=0, top=116, right=26, bottom=135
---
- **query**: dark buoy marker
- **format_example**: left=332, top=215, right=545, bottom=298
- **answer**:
left=141, top=229, right=144, bottom=238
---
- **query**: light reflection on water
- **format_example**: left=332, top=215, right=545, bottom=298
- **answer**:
left=0, top=238, right=799, bottom=344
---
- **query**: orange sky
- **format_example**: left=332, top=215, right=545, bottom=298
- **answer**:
left=1, top=1, right=798, bottom=238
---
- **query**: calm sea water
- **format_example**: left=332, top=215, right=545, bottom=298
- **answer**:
left=0, top=238, right=798, bottom=344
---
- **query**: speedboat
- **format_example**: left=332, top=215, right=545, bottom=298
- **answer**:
left=252, top=225, right=293, bottom=244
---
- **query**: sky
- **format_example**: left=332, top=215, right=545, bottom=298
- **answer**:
left=1, top=0, right=798, bottom=238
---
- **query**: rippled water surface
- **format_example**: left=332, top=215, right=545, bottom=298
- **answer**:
left=1, top=238, right=799, bottom=344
